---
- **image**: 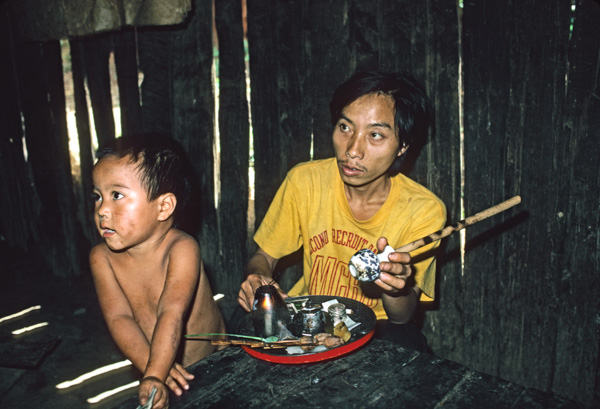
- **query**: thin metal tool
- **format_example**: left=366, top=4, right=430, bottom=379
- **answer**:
left=136, top=386, right=157, bottom=409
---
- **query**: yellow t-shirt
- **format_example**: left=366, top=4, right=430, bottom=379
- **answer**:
left=254, top=158, right=446, bottom=320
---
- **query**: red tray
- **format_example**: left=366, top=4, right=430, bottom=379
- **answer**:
left=238, top=295, right=376, bottom=364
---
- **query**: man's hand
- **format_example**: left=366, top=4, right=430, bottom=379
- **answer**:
left=238, top=273, right=287, bottom=312
left=374, top=237, right=420, bottom=324
left=139, top=376, right=168, bottom=409
left=374, top=237, right=412, bottom=295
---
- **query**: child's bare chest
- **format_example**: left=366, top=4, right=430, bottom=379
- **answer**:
left=113, top=259, right=167, bottom=322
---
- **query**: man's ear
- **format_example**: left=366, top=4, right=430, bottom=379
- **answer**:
left=398, top=144, right=409, bottom=157
left=157, top=193, right=177, bottom=221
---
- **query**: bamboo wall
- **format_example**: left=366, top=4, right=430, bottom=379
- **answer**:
left=0, top=0, right=598, bottom=406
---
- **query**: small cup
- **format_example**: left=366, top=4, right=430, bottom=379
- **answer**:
left=300, top=303, right=325, bottom=335
left=327, top=303, right=347, bottom=326
left=252, top=285, right=290, bottom=338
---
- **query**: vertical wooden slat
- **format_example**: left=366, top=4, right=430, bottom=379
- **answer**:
left=15, top=38, right=81, bottom=277
left=276, top=0, right=312, bottom=175
left=69, top=38, right=97, bottom=244
left=137, top=28, right=172, bottom=134
left=169, top=0, right=220, bottom=292
left=113, top=28, right=142, bottom=136
left=462, top=0, right=518, bottom=381
left=304, top=0, right=351, bottom=160
left=414, top=0, right=462, bottom=360
left=247, top=0, right=284, bottom=226
left=0, top=11, right=41, bottom=250
left=552, top=0, right=600, bottom=401
left=82, top=33, right=116, bottom=147
left=214, top=0, right=250, bottom=295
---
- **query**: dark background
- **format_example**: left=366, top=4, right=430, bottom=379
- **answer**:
left=0, top=0, right=598, bottom=407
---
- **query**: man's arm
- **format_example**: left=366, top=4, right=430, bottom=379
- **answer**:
left=238, top=248, right=285, bottom=311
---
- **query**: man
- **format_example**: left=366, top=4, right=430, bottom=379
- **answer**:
left=238, top=71, right=446, bottom=351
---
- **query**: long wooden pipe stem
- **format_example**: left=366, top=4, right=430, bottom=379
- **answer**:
left=396, top=195, right=522, bottom=253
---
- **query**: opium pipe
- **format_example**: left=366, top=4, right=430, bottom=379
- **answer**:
left=396, top=195, right=522, bottom=253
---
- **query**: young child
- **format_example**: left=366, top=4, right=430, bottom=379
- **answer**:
left=89, top=133, right=226, bottom=409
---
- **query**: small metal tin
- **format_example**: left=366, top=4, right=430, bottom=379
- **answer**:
left=299, top=303, right=325, bottom=335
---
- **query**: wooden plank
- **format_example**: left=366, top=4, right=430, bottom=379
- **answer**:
left=247, top=0, right=285, bottom=226
left=113, top=28, right=142, bottom=137
left=276, top=0, right=312, bottom=173
left=82, top=33, right=116, bottom=147
left=110, top=339, right=580, bottom=408
left=550, top=0, right=600, bottom=403
left=15, top=37, right=81, bottom=277
left=0, top=336, right=60, bottom=369
left=397, top=0, right=463, bottom=361
left=303, top=0, right=351, bottom=161
left=514, top=388, right=583, bottom=409
left=0, top=11, right=40, bottom=250
left=461, top=0, right=554, bottom=384
left=69, top=37, right=98, bottom=244
left=368, top=353, right=468, bottom=408
left=214, top=0, right=250, bottom=295
left=438, top=370, right=525, bottom=408
left=137, top=28, right=172, bottom=134
left=169, top=0, right=221, bottom=292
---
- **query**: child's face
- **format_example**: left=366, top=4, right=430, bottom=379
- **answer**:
left=92, top=155, right=163, bottom=252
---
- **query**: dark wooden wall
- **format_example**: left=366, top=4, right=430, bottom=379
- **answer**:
left=0, top=0, right=598, bottom=406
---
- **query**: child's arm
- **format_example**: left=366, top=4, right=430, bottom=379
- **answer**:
left=140, top=236, right=201, bottom=403
left=89, top=245, right=154, bottom=373
left=90, top=241, right=198, bottom=408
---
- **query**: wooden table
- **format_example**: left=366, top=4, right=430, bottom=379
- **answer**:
left=112, top=339, right=578, bottom=408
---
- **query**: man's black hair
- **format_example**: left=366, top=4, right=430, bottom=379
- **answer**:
left=96, top=133, right=192, bottom=214
left=329, top=71, right=433, bottom=176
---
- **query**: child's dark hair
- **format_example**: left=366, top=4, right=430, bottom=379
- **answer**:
left=329, top=71, right=433, bottom=176
left=96, top=133, right=192, bottom=213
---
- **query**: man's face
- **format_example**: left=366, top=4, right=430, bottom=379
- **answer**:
left=333, top=93, right=407, bottom=189
left=92, top=155, right=161, bottom=252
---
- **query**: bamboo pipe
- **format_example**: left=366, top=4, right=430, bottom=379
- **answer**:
left=396, top=195, right=521, bottom=253
left=349, top=195, right=522, bottom=282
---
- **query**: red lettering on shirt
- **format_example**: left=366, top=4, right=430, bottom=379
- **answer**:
left=309, top=230, right=329, bottom=254
left=330, top=229, right=371, bottom=252
left=309, top=254, right=380, bottom=310
left=309, top=255, right=337, bottom=294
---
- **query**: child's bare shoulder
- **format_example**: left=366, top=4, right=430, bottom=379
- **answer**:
left=89, top=242, right=111, bottom=265
left=167, top=229, right=201, bottom=257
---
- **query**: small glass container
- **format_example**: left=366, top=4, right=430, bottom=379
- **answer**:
left=327, top=303, right=348, bottom=326
left=252, top=285, right=290, bottom=338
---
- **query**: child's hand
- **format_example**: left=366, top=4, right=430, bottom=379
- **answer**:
left=165, top=362, right=195, bottom=396
left=139, top=376, right=168, bottom=409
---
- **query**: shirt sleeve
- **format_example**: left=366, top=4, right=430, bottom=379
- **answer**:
left=253, top=173, right=304, bottom=259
